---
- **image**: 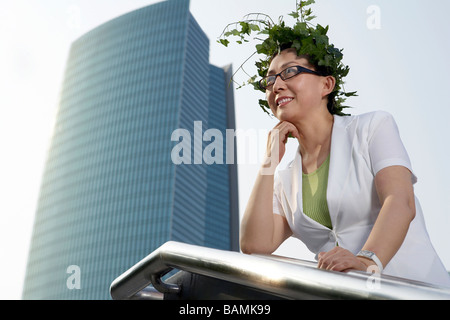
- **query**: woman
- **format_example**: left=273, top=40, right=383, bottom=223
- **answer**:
left=240, top=47, right=450, bottom=287
left=219, top=2, right=450, bottom=287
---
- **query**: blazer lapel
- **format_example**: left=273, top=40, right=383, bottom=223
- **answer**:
left=327, top=115, right=358, bottom=228
left=278, top=149, right=302, bottom=215
left=277, top=115, right=357, bottom=229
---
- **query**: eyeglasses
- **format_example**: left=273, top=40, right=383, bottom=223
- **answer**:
left=259, top=65, right=322, bottom=90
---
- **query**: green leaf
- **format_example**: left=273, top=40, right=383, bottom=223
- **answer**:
left=258, top=99, right=271, bottom=115
left=292, top=39, right=302, bottom=51
left=240, top=22, right=250, bottom=35
left=300, top=0, right=315, bottom=8
left=314, top=34, right=328, bottom=45
left=218, top=39, right=229, bottom=47
left=289, top=11, right=299, bottom=19
left=219, top=0, right=356, bottom=117
left=344, top=91, right=358, bottom=97
left=249, top=23, right=260, bottom=32
left=316, top=24, right=329, bottom=35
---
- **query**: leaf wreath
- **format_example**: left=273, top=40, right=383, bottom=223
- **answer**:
left=218, top=0, right=356, bottom=116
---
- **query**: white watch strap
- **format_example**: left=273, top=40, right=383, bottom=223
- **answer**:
left=357, top=250, right=383, bottom=272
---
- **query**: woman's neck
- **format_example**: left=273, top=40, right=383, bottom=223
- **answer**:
left=294, top=110, right=334, bottom=173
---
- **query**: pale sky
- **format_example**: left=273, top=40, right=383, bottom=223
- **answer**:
left=1, top=0, right=449, bottom=299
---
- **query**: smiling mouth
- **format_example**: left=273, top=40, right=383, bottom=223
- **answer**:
left=277, top=97, right=294, bottom=107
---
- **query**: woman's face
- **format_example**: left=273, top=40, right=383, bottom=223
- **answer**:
left=265, top=49, right=325, bottom=121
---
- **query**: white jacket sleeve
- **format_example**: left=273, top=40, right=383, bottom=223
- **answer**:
left=368, top=111, right=418, bottom=184
left=273, top=171, right=284, bottom=216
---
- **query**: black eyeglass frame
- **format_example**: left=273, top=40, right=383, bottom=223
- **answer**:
left=259, top=65, right=323, bottom=90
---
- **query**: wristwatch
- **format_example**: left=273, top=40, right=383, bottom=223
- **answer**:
left=356, top=250, right=383, bottom=272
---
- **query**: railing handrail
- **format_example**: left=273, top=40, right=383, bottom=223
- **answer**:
left=110, top=241, right=450, bottom=300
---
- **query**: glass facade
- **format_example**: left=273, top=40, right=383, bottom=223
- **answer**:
left=22, top=0, right=238, bottom=300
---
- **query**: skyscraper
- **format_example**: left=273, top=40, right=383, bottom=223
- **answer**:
left=22, top=0, right=238, bottom=300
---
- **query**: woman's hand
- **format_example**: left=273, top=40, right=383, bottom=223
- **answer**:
left=263, top=121, right=300, bottom=173
left=317, top=247, right=376, bottom=273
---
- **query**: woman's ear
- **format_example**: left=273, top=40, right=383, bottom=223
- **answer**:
left=322, top=76, right=336, bottom=97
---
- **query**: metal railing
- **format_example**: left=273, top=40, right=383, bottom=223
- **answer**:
left=110, top=241, right=450, bottom=300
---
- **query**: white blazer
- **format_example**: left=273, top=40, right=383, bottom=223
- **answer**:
left=273, top=111, right=450, bottom=287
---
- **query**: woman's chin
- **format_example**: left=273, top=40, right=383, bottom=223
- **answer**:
left=275, top=110, right=296, bottom=122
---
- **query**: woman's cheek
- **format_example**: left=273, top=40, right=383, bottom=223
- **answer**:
left=266, top=93, right=275, bottom=112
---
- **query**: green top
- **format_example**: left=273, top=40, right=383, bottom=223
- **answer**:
left=302, top=155, right=332, bottom=229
